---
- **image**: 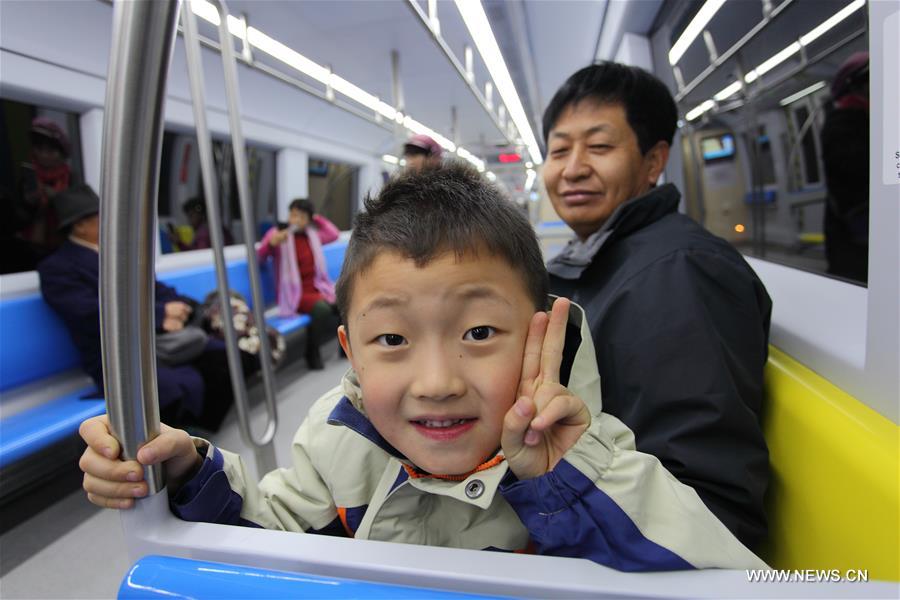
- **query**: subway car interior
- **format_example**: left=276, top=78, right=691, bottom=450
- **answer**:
left=0, top=0, right=897, bottom=597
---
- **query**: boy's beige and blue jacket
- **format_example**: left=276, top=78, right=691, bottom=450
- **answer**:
left=174, top=302, right=767, bottom=571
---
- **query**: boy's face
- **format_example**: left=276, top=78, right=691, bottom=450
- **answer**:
left=338, top=249, right=536, bottom=475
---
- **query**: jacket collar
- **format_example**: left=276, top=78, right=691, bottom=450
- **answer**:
left=547, top=183, right=681, bottom=280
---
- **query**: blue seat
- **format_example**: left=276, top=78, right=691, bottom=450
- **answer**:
left=119, top=555, right=501, bottom=599
left=0, top=295, right=82, bottom=392
left=0, top=240, right=348, bottom=471
left=0, top=387, right=104, bottom=468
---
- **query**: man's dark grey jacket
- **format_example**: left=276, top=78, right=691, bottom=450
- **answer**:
left=548, top=183, right=772, bottom=550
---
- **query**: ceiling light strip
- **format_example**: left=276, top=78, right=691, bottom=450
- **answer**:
left=668, top=0, right=727, bottom=66
left=454, top=0, right=543, bottom=165
left=779, top=81, right=827, bottom=106
left=188, top=0, right=481, bottom=168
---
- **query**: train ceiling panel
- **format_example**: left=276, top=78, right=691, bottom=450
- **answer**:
left=224, top=0, right=503, bottom=151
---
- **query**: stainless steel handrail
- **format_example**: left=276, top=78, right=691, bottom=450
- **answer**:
left=212, top=0, right=280, bottom=448
left=100, top=0, right=181, bottom=495
left=181, top=2, right=277, bottom=474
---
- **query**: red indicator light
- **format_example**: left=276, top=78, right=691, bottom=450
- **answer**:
left=498, top=153, right=521, bottom=163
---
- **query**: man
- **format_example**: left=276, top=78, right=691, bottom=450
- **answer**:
left=542, top=62, right=772, bottom=550
left=402, top=134, right=442, bottom=171
left=37, top=184, right=241, bottom=431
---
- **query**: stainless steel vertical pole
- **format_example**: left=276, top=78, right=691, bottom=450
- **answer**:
left=181, top=2, right=277, bottom=474
left=100, top=0, right=181, bottom=494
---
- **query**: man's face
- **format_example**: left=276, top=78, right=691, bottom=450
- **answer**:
left=73, top=214, right=100, bottom=245
left=339, top=249, right=536, bottom=475
left=543, top=101, right=667, bottom=240
left=32, top=140, right=65, bottom=169
left=403, top=152, right=440, bottom=173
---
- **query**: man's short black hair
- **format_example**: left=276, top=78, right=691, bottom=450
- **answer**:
left=335, top=162, right=548, bottom=324
left=288, top=198, right=315, bottom=217
left=542, top=62, right=678, bottom=155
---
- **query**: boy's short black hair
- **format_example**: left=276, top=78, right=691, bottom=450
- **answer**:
left=289, top=198, right=315, bottom=217
left=542, top=62, right=678, bottom=155
left=336, top=162, right=548, bottom=324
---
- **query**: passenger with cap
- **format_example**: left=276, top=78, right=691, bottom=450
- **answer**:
left=542, top=62, right=772, bottom=550
left=37, top=184, right=246, bottom=431
left=821, top=51, right=869, bottom=284
left=13, top=117, right=74, bottom=260
left=402, top=134, right=443, bottom=171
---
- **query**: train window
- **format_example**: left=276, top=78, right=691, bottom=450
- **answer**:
left=787, top=104, right=822, bottom=188
left=157, top=131, right=277, bottom=254
left=0, top=99, right=85, bottom=275
left=665, top=0, right=869, bottom=285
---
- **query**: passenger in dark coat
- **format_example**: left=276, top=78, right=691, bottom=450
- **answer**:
left=542, top=63, right=772, bottom=550
left=821, top=52, right=869, bottom=284
left=37, top=184, right=238, bottom=430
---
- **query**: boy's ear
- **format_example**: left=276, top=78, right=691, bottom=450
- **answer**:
left=337, top=325, right=353, bottom=361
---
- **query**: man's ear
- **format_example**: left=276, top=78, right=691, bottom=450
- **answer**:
left=644, top=141, right=670, bottom=186
left=338, top=325, right=353, bottom=361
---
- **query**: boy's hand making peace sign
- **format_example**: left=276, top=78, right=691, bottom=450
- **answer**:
left=502, top=297, right=591, bottom=480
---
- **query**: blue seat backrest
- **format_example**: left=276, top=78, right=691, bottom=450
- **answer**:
left=0, top=294, right=82, bottom=392
left=323, top=240, right=348, bottom=283
left=159, top=260, right=259, bottom=308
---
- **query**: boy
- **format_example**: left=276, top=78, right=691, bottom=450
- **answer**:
left=79, top=164, right=765, bottom=571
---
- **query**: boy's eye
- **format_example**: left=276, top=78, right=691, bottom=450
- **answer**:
left=463, top=326, right=495, bottom=341
left=376, top=334, right=407, bottom=347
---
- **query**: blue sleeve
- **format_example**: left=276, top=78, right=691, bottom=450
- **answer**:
left=170, top=446, right=259, bottom=527
left=499, top=460, right=693, bottom=572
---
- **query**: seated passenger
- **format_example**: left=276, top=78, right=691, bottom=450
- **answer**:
left=13, top=117, right=75, bottom=262
left=38, top=184, right=247, bottom=431
left=78, top=165, right=766, bottom=571
left=169, top=196, right=235, bottom=251
left=542, top=63, right=772, bottom=549
left=258, top=199, right=340, bottom=370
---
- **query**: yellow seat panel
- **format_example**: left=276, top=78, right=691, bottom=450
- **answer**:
left=761, top=347, right=899, bottom=581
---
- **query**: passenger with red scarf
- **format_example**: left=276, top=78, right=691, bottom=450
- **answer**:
left=258, top=199, right=340, bottom=370
left=15, top=117, right=73, bottom=259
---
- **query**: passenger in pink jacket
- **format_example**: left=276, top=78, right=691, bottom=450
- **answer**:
left=258, top=199, right=340, bottom=369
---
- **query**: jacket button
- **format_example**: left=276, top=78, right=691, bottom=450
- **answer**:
left=465, top=479, right=484, bottom=499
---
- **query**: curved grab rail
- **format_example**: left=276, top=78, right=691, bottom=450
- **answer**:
left=99, top=0, right=181, bottom=495
left=180, top=2, right=276, bottom=472
left=213, top=0, right=280, bottom=451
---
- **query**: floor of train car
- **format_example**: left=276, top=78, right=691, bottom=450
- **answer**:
left=0, top=340, right=348, bottom=599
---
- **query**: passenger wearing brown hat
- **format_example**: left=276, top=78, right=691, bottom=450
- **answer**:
left=37, top=184, right=241, bottom=431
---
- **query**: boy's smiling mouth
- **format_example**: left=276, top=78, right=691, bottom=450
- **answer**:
left=411, top=418, right=477, bottom=441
